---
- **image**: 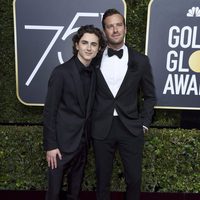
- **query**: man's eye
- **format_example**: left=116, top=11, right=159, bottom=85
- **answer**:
left=106, top=25, right=112, bottom=29
left=117, top=23, right=123, bottom=27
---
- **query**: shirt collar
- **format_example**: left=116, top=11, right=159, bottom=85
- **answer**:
left=75, top=57, right=92, bottom=73
left=105, top=44, right=126, bottom=56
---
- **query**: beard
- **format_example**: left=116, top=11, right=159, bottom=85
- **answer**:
left=106, top=35, right=124, bottom=47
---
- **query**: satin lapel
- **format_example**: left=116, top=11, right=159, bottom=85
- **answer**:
left=96, top=67, right=115, bottom=98
left=86, top=69, right=95, bottom=117
left=116, top=47, right=138, bottom=97
left=70, top=60, right=85, bottom=115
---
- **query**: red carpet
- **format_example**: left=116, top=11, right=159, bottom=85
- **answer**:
left=1, top=190, right=200, bottom=200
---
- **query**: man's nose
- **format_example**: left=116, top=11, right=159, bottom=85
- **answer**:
left=113, top=25, right=118, bottom=32
left=87, top=44, right=92, bottom=50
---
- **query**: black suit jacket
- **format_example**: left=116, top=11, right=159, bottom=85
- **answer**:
left=43, top=57, right=95, bottom=153
left=91, top=47, right=156, bottom=139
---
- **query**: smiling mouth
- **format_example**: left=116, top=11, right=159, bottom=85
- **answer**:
left=112, top=34, right=120, bottom=38
left=85, top=52, right=93, bottom=55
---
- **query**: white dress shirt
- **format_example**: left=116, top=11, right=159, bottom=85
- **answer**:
left=100, top=45, right=128, bottom=116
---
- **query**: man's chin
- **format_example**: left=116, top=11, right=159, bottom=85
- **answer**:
left=109, top=40, right=124, bottom=47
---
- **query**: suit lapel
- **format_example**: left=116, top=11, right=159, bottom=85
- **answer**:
left=93, top=55, right=114, bottom=97
left=116, top=47, right=138, bottom=97
left=71, top=59, right=85, bottom=115
left=86, top=68, right=95, bottom=117
left=95, top=48, right=138, bottom=98
left=96, top=64, right=115, bottom=98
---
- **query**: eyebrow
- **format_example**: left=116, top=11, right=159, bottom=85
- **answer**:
left=81, top=40, right=98, bottom=45
left=106, top=22, right=123, bottom=27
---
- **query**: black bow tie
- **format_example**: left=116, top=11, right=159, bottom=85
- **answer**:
left=107, top=48, right=123, bottom=59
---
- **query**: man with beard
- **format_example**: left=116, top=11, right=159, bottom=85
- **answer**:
left=91, top=9, right=156, bottom=200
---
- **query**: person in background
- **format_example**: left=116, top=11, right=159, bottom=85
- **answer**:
left=43, top=25, right=105, bottom=200
left=91, top=9, right=156, bottom=200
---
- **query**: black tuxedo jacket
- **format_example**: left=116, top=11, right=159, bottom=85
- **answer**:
left=91, top=47, right=156, bottom=139
left=43, top=57, right=95, bottom=153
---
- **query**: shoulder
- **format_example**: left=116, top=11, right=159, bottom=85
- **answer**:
left=52, top=57, right=75, bottom=75
left=126, top=46, right=152, bottom=72
left=127, top=46, right=148, bottom=61
left=127, top=46, right=150, bottom=65
left=91, top=54, right=103, bottom=70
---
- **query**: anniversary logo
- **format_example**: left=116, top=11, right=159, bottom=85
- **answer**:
left=13, top=0, right=126, bottom=105
left=146, top=0, right=200, bottom=109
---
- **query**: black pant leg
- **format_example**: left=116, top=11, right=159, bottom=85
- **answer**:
left=66, top=141, right=88, bottom=200
left=93, top=138, right=116, bottom=200
left=45, top=155, right=66, bottom=200
left=116, top=117, right=144, bottom=200
left=46, top=140, right=88, bottom=200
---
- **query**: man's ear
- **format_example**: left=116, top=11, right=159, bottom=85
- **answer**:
left=75, top=42, right=79, bottom=50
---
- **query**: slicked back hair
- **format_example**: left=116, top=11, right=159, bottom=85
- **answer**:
left=102, top=8, right=126, bottom=30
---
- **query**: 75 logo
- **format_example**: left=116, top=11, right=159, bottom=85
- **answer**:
left=25, top=12, right=103, bottom=86
left=14, top=0, right=125, bottom=105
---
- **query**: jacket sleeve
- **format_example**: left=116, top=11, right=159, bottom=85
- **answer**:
left=140, top=56, right=156, bottom=128
left=43, top=67, right=64, bottom=151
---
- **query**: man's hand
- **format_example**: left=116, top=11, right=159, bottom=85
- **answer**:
left=46, top=148, right=62, bottom=169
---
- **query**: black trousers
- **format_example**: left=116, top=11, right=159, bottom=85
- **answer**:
left=45, top=138, right=88, bottom=200
left=93, top=117, right=144, bottom=200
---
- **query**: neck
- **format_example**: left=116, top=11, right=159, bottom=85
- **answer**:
left=77, top=55, right=91, bottom=67
left=108, top=43, right=124, bottom=50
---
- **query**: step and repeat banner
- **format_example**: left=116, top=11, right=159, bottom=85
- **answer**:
left=13, top=0, right=126, bottom=105
left=146, top=0, right=200, bottom=110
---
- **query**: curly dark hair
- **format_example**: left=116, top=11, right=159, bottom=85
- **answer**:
left=102, top=8, right=126, bottom=30
left=72, top=25, right=106, bottom=56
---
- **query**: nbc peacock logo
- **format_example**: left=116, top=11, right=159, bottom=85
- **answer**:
left=187, top=7, right=200, bottom=17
